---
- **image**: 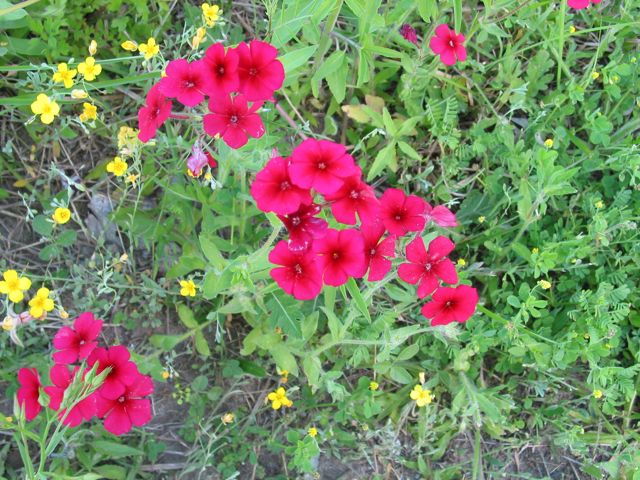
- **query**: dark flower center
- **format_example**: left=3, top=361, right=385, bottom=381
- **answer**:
left=153, top=107, right=161, bottom=118
left=349, top=190, right=360, bottom=199
left=184, top=80, right=195, bottom=88
left=317, top=162, right=326, bottom=170
left=448, top=40, right=455, bottom=48
left=280, top=181, right=290, bottom=190
left=370, top=248, right=376, bottom=256
left=424, top=263, right=432, bottom=271
left=218, top=66, right=225, bottom=75
left=291, top=216, right=301, bottom=226
left=445, top=301, right=453, bottom=308
left=118, top=396, right=126, bottom=403
left=249, top=67, right=258, bottom=76
left=294, top=264, right=303, bottom=274
left=332, top=252, right=340, bottom=260
left=79, top=340, right=85, bottom=345
left=394, top=214, right=402, bottom=221
left=229, top=115, right=238, bottom=124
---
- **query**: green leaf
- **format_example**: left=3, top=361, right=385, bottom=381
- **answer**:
left=346, top=278, right=371, bottom=322
left=270, top=0, right=328, bottom=49
left=199, top=234, right=226, bottom=269
left=194, top=331, right=211, bottom=357
left=177, top=304, right=198, bottom=329
left=311, top=50, right=346, bottom=99
left=32, top=214, right=53, bottom=237
left=149, top=334, right=182, bottom=351
left=280, top=45, right=318, bottom=76
left=93, top=441, right=144, bottom=458
left=322, top=307, right=343, bottom=340
left=271, top=344, right=299, bottom=376
left=268, top=293, right=303, bottom=338
left=238, top=359, right=267, bottom=377
left=303, top=355, right=322, bottom=389
left=367, top=141, right=397, bottom=181
left=417, top=0, right=437, bottom=22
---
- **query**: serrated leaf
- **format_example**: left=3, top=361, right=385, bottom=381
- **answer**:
left=177, top=304, right=198, bottom=329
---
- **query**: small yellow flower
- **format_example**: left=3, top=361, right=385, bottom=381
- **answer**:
left=106, top=156, right=128, bottom=177
left=202, top=3, right=222, bottom=27
left=595, top=200, right=604, bottom=209
left=79, top=102, right=98, bottom=122
left=308, top=427, right=318, bottom=437
left=30, top=94, right=60, bottom=125
left=71, top=89, right=88, bottom=99
left=2, top=317, right=14, bottom=331
left=221, top=412, right=235, bottom=424
left=77, top=57, right=102, bottom=81
left=161, top=370, right=170, bottom=380
left=279, top=369, right=289, bottom=383
left=457, top=258, right=466, bottom=267
left=121, top=40, right=138, bottom=52
left=192, top=27, right=207, bottom=49
left=369, top=381, right=379, bottom=391
left=538, top=280, right=552, bottom=290
left=0, top=270, right=32, bottom=303
left=126, top=174, right=139, bottom=184
left=59, top=309, right=69, bottom=319
left=52, top=63, right=77, bottom=88
left=88, top=39, right=97, bottom=56
left=204, top=171, right=213, bottom=181
left=569, top=25, right=576, bottom=34
left=52, top=207, right=71, bottom=225
left=117, top=126, right=140, bottom=153
left=138, top=37, right=160, bottom=60
left=591, top=71, right=600, bottom=80
left=477, top=216, right=486, bottom=224
left=593, top=389, right=603, bottom=399
left=410, top=384, right=434, bottom=407
left=611, top=74, right=620, bottom=84
left=267, top=387, right=293, bottom=410
left=28, top=288, right=55, bottom=318
left=531, top=247, right=539, bottom=254
left=179, top=279, right=197, bottom=297
left=544, top=138, right=554, bottom=148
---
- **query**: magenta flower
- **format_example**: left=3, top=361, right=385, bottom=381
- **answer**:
left=269, top=240, right=322, bottom=300
left=400, top=24, right=419, bottom=45
left=203, top=94, right=265, bottom=149
left=379, top=188, right=426, bottom=236
left=289, top=139, right=359, bottom=195
left=568, top=0, right=601, bottom=9
left=52, top=312, right=103, bottom=365
left=421, top=285, right=479, bottom=326
left=17, top=367, right=42, bottom=421
left=158, top=59, right=208, bottom=107
left=88, top=346, right=140, bottom=400
left=398, top=236, right=458, bottom=298
left=313, top=228, right=367, bottom=287
left=187, top=142, right=209, bottom=177
left=324, top=170, right=380, bottom=225
left=278, top=202, right=328, bottom=251
left=202, top=43, right=240, bottom=95
left=250, top=156, right=312, bottom=215
left=361, top=222, right=396, bottom=282
left=236, top=40, right=285, bottom=102
left=97, top=373, right=154, bottom=436
left=424, top=203, right=458, bottom=227
left=429, top=24, right=467, bottom=66
left=44, top=365, right=97, bottom=427
left=137, top=84, right=173, bottom=143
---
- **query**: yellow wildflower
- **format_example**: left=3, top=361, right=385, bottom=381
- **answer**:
left=2, top=317, right=14, bottom=331
left=308, top=427, right=318, bottom=437
left=593, top=389, right=603, bottom=399
left=531, top=247, right=539, bottom=254
left=611, top=74, right=620, bottom=84
left=569, top=26, right=576, bottom=34
left=30, top=94, right=60, bottom=125
left=477, top=216, right=486, bottom=224
left=79, top=102, right=98, bottom=122
left=161, top=370, right=170, bottom=380
left=77, top=57, right=102, bottom=81
left=410, top=384, right=434, bottom=407
left=595, top=200, right=604, bottom=209
left=59, top=309, right=69, bottom=319
left=369, top=381, right=379, bottom=391
left=106, top=156, right=128, bottom=177
left=52, top=207, right=71, bottom=225
left=544, top=138, right=554, bottom=148
left=221, top=412, right=234, bottom=424
left=591, top=71, right=600, bottom=80
left=179, top=279, right=197, bottom=297
left=538, top=280, right=552, bottom=290
left=52, top=63, right=77, bottom=88
left=139, top=38, right=160, bottom=60
left=192, top=27, right=207, bottom=49
left=457, top=258, right=466, bottom=267
left=121, top=40, right=138, bottom=52
left=71, top=89, right=88, bottom=99
left=202, top=3, right=222, bottom=27
left=267, top=387, right=292, bottom=410
left=126, top=174, right=139, bottom=184
left=0, top=270, right=32, bottom=303
left=28, top=288, right=55, bottom=318
left=204, top=171, right=213, bottom=181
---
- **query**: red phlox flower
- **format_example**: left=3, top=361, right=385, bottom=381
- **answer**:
left=398, top=236, right=458, bottom=298
left=52, top=312, right=103, bottom=365
left=421, top=284, right=479, bottom=326
left=158, top=59, right=208, bottom=107
left=429, top=24, right=467, bottom=66
left=88, top=346, right=140, bottom=400
left=202, top=43, right=240, bottom=95
left=17, top=367, right=42, bottom=421
left=269, top=240, right=322, bottom=300
left=313, top=228, right=367, bottom=287
left=568, top=0, right=601, bottom=9
left=97, top=373, right=153, bottom=436
left=278, top=202, right=328, bottom=252
left=44, top=365, right=97, bottom=427
left=289, top=139, right=359, bottom=195
left=250, top=156, right=312, bottom=215
left=206, top=152, right=217, bottom=168
left=424, top=203, right=458, bottom=227
left=400, top=24, right=419, bottom=45
left=324, top=169, right=380, bottom=225
left=203, top=94, right=265, bottom=149
left=236, top=40, right=285, bottom=102
left=379, top=188, right=426, bottom=236
left=138, top=84, right=173, bottom=143
left=361, top=222, right=396, bottom=282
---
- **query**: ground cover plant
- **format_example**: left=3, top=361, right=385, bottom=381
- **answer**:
left=0, top=0, right=639, bottom=478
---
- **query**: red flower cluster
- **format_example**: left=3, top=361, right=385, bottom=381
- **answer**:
left=137, top=40, right=284, bottom=149
left=250, top=139, right=478, bottom=326
left=16, top=312, right=153, bottom=436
